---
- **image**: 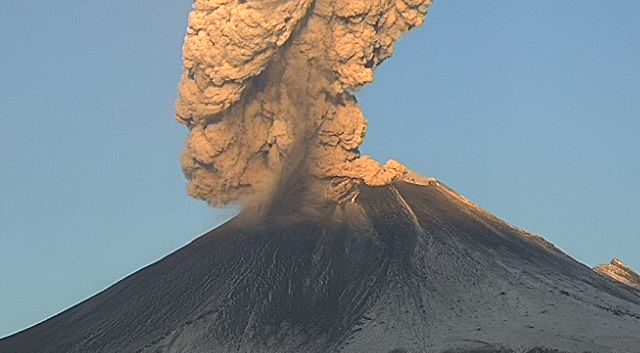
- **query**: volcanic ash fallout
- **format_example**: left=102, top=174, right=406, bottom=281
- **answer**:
left=176, top=0, right=433, bottom=208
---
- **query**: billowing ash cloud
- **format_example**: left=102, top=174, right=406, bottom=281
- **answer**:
left=176, top=0, right=432, bottom=207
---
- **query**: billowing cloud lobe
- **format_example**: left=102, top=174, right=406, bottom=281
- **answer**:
left=177, top=0, right=432, bottom=207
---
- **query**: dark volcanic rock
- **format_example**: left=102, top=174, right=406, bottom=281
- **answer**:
left=2, top=181, right=639, bottom=353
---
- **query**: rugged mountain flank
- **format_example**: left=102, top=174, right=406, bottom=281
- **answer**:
left=2, top=181, right=639, bottom=353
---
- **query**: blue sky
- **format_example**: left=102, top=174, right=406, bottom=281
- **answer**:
left=1, top=1, right=638, bottom=338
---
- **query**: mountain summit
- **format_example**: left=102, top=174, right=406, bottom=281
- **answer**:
left=2, top=180, right=639, bottom=353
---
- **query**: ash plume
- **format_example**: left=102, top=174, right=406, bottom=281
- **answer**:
left=176, top=0, right=433, bottom=208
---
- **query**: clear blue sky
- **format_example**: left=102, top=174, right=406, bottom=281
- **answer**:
left=1, top=1, right=638, bottom=338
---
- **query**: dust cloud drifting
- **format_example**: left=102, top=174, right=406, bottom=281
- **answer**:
left=176, top=0, right=432, bottom=208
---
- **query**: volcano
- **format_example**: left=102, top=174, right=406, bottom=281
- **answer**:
left=1, top=181, right=639, bottom=353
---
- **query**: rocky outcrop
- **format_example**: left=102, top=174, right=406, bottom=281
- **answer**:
left=595, top=259, right=640, bottom=291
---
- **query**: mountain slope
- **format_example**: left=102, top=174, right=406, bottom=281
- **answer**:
left=2, top=181, right=639, bottom=353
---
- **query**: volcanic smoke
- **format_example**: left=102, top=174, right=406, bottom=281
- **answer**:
left=3, top=4, right=640, bottom=351
left=176, top=0, right=433, bottom=208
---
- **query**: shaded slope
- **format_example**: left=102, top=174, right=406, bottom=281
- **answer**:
left=1, top=181, right=639, bottom=353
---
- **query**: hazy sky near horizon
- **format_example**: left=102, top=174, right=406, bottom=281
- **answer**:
left=1, top=0, right=639, bottom=338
